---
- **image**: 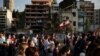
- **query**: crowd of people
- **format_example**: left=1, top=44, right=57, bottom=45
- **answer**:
left=0, top=28, right=100, bottom=56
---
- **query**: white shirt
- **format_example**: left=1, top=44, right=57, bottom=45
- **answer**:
left=80, top=52, right=85, bottom=56
left=0, top=38, right=5, bottom=44
left=43, top=39, right=50, bottom=50
left=33, top=37, right=38, bottom=45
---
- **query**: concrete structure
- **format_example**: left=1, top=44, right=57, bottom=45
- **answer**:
left=0, top=7, right=13, bottom=31
left=51, top=1, right=59, bottom=19
left=51, top=3, right=59, bottom=14
left=76, top=1, right=86, bottom=32
left=79, top=0, right=94, bottom=31
left=25, top=0, right=53, bottom=33
left=3, top=0, right=14, bottom=12
left=94, top=9, right=100, bottom=29
left=59, top=5, right=79, bottom=33
left=59, top=0, right=94, bottom=32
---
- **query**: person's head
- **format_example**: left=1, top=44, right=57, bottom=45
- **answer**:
left=60, top=46, right=71, bottom=56
left=82, top=33, right=87, bottom=40
left=80, top=52, right=85, bottom=56
left=44, top=35, right=50, bottom=40
left=0, top=33, right=4, bottom=37
left=33, top=48, right=39, bottom=56
left=55, top=41, right=60, bottom=48
left=28, top=47, right=39, bottom=56
left=12, top=34, right=16, bottom=38
left=28, top=40, right=35, bottom=47
left=22, top=36, right=25, bottom=39
left=36, top=34, right=39, bottom=38
left=8, top=34, right=11, bottom=39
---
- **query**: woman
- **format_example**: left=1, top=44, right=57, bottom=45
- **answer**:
left=15, top=42, right=28, bottom=56
left=25, top=40, right=39, bottom=56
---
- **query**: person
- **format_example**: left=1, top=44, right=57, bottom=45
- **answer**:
left=53, top=41, right=60, bottom=56
left=0, top=33, right=6, bottom=44
left=74, top=33, right=87, bottom=56
left=48, top=35, right=55, bottom=56
left=86, top=28, right=100, bottom=56
left=32, top=34, right=38, bottom=46
left=59, top=46, right=72, bottom=56
left=15, top=42, right=28, bottom=56
left=25, top=40, right=39, bottom=56
left=8, top=43, right=16, bottom=56
left=7, top=34, right=12, bottom=45
left=80, top=52, right=85, bottom=56
left=43, top=35, right=50, bottom=56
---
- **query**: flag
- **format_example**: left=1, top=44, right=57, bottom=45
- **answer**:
left=59, top=22, right=64, bottom=27
left=59, top=20, right=71, bottom=29
left=59, top=21, right=66, bottom=29
left=65, top=20, right=70, bottom=25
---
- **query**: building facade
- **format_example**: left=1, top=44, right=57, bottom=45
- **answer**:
left=79, top=0, right=94, bottom=31
left=94, top=9, right=100, bottom=29
left=25, top=0, right=53, bottom=33
left=59, top=5, right=78, bottom=33
left=59, top=0, right=94, bottom=32
left=51, top=1, right=59, bottom=19
left=0, top=7, right=13, bottom=31
left=3, top=0, right=14, bottom=12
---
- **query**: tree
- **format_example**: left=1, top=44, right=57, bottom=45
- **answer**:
left=85, top=18, right=90, bottom=32
left=12, top=10, right=25, bottom=29
left=18, top=11, right=25, bottom=29
left=59, top=0, right=76, bottom=9
left=51, top=13, right=60, bottom=32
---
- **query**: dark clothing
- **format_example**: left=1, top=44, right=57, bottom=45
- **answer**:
left=8, top=44, right=16, bottom=56
left=64, top=37, right=70, bottom=47
left=0, top=45, right=8, bottom=56
left=86, top=38, right=100, bottom=56
left=74, top=39, right=86, bottom=56
left=25, top=47, right=37, bottom=56
left=87, top=35, right=95, bottom=42
left=53, top=48, right=59, bottom=56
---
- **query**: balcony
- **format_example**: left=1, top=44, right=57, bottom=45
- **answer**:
left=78, top=22, right=84, bottom=26
left=25, top=7, right=49, bottom=10
left=31, top=24, right=43, bottom=26
left=32, top=3, right=49, bottom=6
left=31, top=25, right=43, bottom=29
left=25, top=16, right=48, bottom=19
left=32, top=0, right=49, bottom=2
left=25, top=12, right=49, bottom=14
left=31, top=8, right=48, bottom=10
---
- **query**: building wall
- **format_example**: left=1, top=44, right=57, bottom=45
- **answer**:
left=51, top=4, right=59, bottom=13
left=0, top=7, right=12, bottom=30
left=9, top=0, right=14, bottom=12
left=59, top=8, right=79, bottom=33
left=3, top=0, right=14, bottom=12
left=94, top=9, right=100, bottom=29
left=72, top=9, right=79, bottom=32
left=79, top=1, right=94, bottom=31
left=6, top=9, right=13, bottom=28
left=51, top=3, right=59, bottom=19
left=25, top=0, right=52, bottom=33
